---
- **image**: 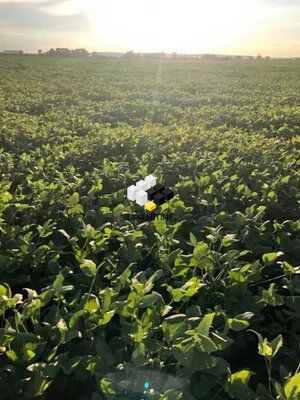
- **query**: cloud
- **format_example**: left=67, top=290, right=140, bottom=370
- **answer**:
left=0, top=26, right=90, bottom=52
left=41, top=0, right=88, bottom=16
left=0, top=0, right=48, bottom=3
left=258, top=0, right=300, bottom=6
left=0, top=1, right=89, bottom=31
left=0, top=0, right=299, bottom=55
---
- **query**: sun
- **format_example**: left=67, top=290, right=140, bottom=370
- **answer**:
left=87, top=0, right=259, bottom=54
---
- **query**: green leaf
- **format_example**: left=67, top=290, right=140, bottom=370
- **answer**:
left=154, top=216, right=167, bottom=235
left=269, top=334, right=283, bottom=357
left=99, top=310, right=115, bottom=325
left=80, top=259, right=97, bottom=277
left=282, top=261, right=294, bottom=274
left=196, top=334, right=218, bottom=353
left=284, top=373, right=300, bottom=400
left=99, top=378, right=116, bottom=395
left=171, top=278, right=204, bottom=303
left=83, top=294, right=100, bottom=313
left=24, top=370, right=52, bottom=398
left=68, top=203, right=83, bottom=215
left=132, top=342, right=146, bottom=365
left=161, top=390, right=195, bottom=400
left=190, top=232, right=198, bottom=246
left=221, top=234, right=239, bottom=247
left=230, top=369, right=253, bottom=385
left=227, top=369, right=254, bottom=399
left=197, top=313, right=215, bottom=336
left=161, top=389, right=182, bottom=400
left=193, top=242, right=208, bottom=259
left=58, top=229, right=70, bottom=240
left=250, top=331, right=279, bottom=358
left=261, top=283, right=284, bottom=306
left=187, top=351, right=217, bottom=373
left=6, top=349, right=18, bottom=361
left=262, top=251, right=283, bottom=265
left=66, top=192, right=79, bottom=208
left=162, top=314, right=188, bottom=341
left=227, top=318, right=249, bottom=331
left=69, top=310, right=86, bottom=328
left=211, top=332, right=233, bottom=351
left=140, top=291, right=164, bottom=308
left=0, top=285, right=7, bottom=296
left=53, top=273, right=64, bottom=293
left=113, top=203, right=124, bottom=217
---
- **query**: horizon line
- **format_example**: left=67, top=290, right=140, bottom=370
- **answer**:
left=1, top=49, right=300, bottom=59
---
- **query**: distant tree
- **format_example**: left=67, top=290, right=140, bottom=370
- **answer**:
left=124, top=50, right=134, bottom=58
left=202, top=54, right=218, bottom=60
left=56, top=48, right=72, bottom=56
left=72, top=48, right=88, bottom=57
left=38, top=49, right=42, bottom=55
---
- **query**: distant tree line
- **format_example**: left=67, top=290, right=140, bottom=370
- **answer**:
left=122, top=51, right=271, bottom=61
left=41, top=48, right=89, bottom=57
left=34, top=49, right=275, bottom=60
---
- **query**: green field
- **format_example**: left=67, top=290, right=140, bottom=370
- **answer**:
left=0, top=56, right=299, bottom=400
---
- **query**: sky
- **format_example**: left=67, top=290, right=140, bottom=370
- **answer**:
left=0, top=0, right=299, bottom=56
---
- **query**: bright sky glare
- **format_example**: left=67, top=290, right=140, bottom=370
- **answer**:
left=0, top=0, right=299, bottom=56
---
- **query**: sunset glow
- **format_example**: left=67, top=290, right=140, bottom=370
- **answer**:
left=0, top=0, right=299, bottom=56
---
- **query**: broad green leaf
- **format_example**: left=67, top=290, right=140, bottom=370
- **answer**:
left=99, top=310, right=115, bottom=325
left=80, top=259, right=97, bottom=277
left=284, top=373, right=300, bottom=400
left=186, top=351, right=217, bottom=373
left=227, top=369, right=254, bottom=399
left=171, top=278, right=204, bottom=303
left=6, top=349, right=18, bottom=361
left=193, top=243, right=208, bottom=259
left=196, top=334, right=218, bottom=353
left=211, top=332, right=233, bottom=351
left=99, top=378, right=116, bottom=395
left=230, top=369, right=253, bottom=385
left=227, top=318, right=249, bottom=331
left=83, top=294, right=100, bottom=313
left=66, top=192, right=79, bottom=208
left=154, top=216, right=167, bottom=235
left=162, top=314, right=188, bottom=341
left=259, top=338, right=273, bottom=357
left=0, top=285, right=7, bottom=296
left=140, top=291, right=164, bottom=308
left=190, top=232, right=198, bottom=246
left=53, top=273, right=64, bottom=293
left=113, top=203, right=124, bottom=217
left=262, top=251, right=283, bottom=265
left=69, top=310, right=86, bottom=328
left=68, top=203, right=83, bottom=215
left=197, top=313, right=215, bottom=336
